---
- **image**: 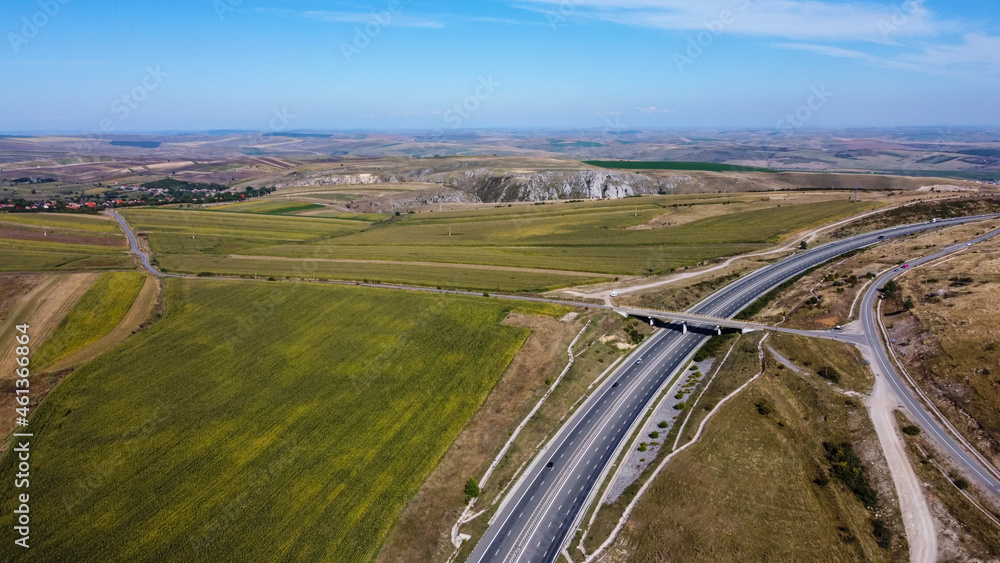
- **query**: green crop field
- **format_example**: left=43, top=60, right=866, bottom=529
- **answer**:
left=0, top=213, right=123, bottom=233
left=208, top=200, right=326, bottom=215
left=0, top=280, right=566, bottom=562
left=31, top=272, right=147, bottom=370
left=583, top=160, right=779, bottom=173
left=156, top=254, right=610, bottom=291
left=0, top=239, right=132, bottom=272
left=240, top=243, right=760, bottom=276
left=121, top=209, right=375, bottom=255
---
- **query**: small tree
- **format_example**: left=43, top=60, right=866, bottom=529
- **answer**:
left=464, top=477, right=480, bottom=499
left=799, top=240, right=808, bottom=250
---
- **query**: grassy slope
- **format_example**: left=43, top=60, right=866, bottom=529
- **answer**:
left=0, top=280, right=566, bottom=562
left=610, top=342, right=900, bottom=562
left=30, top=272, right=147, bottom=370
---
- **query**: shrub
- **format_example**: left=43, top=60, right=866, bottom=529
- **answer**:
left=871, top=519, right=892, bottom=550
left=813, top=473, right=830, bottom=487
left=657, top=420, right=669, bottom=429
left=901, top=425, right=921, bottom=436
left=649, top=431, right=659, bottom=439
left=952, top=476, right=970, bottom=490
left=638, top=442, right=648, bottom=452
left=464, top=477, right=480, bottom=498
left=755, top=401, right=772, bottom=415
left=817, top=367, right=841, bottom=383
left=824, top=442, right=878, bottom=509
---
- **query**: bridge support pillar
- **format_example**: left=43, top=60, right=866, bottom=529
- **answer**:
left=741, top=327, right=757, bottom=334
left=714, top=325, right=722, bottom=336
left=681, top=322, right=687, bottom=335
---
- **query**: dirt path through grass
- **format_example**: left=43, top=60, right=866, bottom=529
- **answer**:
left=862, top=345, right=937, bottom=563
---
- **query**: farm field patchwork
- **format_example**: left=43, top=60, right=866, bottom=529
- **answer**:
left=0, top=213, right=131, bottom=271
left=0, top=279, right=567, bottom=562
left=122, top=197, right=877, bottom=288
left=31, top=271, right=148, bottom=370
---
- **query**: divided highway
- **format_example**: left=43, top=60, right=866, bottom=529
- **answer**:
left=468, top=214, right=1000, bottom=563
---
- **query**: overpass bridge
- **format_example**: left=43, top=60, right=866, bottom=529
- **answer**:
left=616, top=306, right=867, bottom=345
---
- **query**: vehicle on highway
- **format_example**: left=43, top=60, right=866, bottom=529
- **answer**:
left=545, top=461, right=554, bottom=469
left=610, top=291, right=619, bottom=297
left=878, top=235, right=885, bottom=239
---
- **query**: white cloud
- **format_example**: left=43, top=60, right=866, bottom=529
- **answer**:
left=775, top=33, right=1000, bottom=79
left=903, top=33, right=1000, bottom=71
left=302, top=10, right=444, bottom=28
left=515, top=0, right=943, bottom=42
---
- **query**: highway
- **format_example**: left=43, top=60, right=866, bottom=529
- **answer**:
left=860, top=226, right=1000, bottom=499
left=467, top=213, right=1000, bottom=563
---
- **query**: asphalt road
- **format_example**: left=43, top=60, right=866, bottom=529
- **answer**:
left=861, top=226, right=1000, bottom=499
left=467, top=214, right=1000, bottom=563
left=108, top=209, right=182, bottom=277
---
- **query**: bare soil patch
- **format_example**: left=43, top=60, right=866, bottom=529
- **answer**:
left=0, top=273, right=99, bottom=451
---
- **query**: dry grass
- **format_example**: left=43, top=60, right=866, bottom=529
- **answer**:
left=895, top=411, right=1000, bottom=561
left=765, top=219, right=1000, bottom=329
left=886, top=227, right=1000, bottom=470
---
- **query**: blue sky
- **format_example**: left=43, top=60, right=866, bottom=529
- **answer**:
left=1, top=0, right=998, bottom=132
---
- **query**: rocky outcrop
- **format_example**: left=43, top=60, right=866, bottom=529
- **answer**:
left=345, top=187, right=474, bottom=213
left=444, top=169, right=692, bottom=202
left=275, top=172, right=386, bottom=188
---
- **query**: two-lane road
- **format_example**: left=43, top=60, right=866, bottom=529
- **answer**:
left=861, top=227, right=1000, bottom=499
left=468, top=214, right=1000, bottom=563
